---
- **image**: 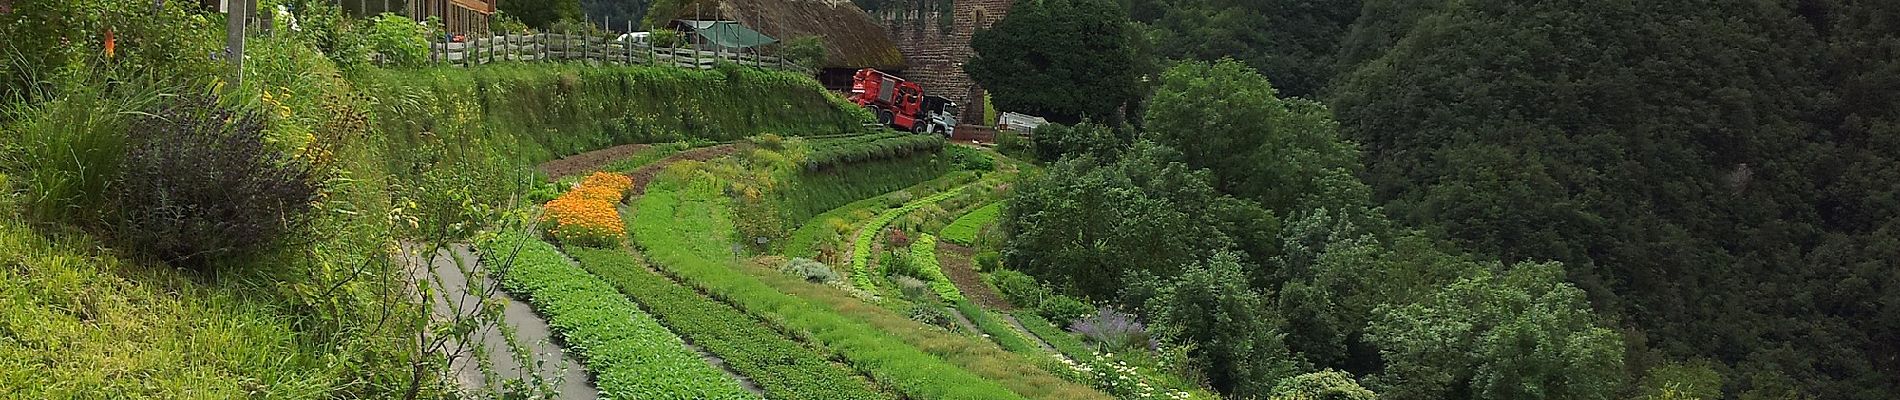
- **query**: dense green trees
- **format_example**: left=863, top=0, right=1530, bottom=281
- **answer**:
left=967, top=0, right=1141, bottom=124
left=499, top=0, right=583, bottom=29
left=1138, top=0, right=1360, bottom=98
left=1144, top=59, right=1358, bottom=212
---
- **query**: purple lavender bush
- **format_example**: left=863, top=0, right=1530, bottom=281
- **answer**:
left=1069, top=307, right=1152, bottom=352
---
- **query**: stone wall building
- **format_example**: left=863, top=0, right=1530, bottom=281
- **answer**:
left=870, top=0, right=1011, bottom=123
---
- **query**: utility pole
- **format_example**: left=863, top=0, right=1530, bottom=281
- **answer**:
left=226, top=0, right=246, bottom=87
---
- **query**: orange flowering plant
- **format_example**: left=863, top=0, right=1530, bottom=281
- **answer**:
left=541, top=172, right=634, bottom=247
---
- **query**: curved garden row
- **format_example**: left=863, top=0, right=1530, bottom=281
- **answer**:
left=848, top=189, right=972, bottom=289
left=909, top=234, right=965, bottom=301
left=630, top=178, right=1111, bottom=400
left=940, top=202, right=1001, bottom=246
left=565, top=247, right=889, bottom=400
left=474, top=232, right=753, bottom=400
left=782, top=171, right=979, bottom=259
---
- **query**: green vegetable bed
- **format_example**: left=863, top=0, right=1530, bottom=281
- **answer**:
left=911, top=234, right=965, bottom=301
left=849, top=189, right=968, bottom=289
left=475, top=232, right=753, bottom=400
left=566, top=247, right=889, bottom=400
left=941, top=202, right=1001, bottom=245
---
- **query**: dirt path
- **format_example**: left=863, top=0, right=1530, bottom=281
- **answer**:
left=1001, top=314, right=1064, bottom=357
left=628, top=144, right=742, bottom=195
left=936, top=242, right=1012, bottom=310
left=407, top=243, right=598, bottom=399
left=537, top=144, right=653, bottom=181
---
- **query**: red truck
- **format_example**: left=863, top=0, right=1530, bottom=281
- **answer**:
left=848, top=68, right=958, bottom=136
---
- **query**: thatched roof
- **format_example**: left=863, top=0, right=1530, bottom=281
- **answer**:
left=669, top=0, right=906, bottom=70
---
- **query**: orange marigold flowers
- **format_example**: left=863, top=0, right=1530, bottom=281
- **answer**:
left=542, top=172, right=635, bottom=246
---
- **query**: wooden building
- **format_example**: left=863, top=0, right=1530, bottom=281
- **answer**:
left=668, top=0, right=908, bottom=89
left=408, top=0, right=495, bottom=37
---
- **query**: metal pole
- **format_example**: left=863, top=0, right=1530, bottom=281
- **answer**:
left=226, top=0, right=246, bottom=87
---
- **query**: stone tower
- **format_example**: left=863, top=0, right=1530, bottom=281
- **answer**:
left=872, top=0, right=1013, bottom=124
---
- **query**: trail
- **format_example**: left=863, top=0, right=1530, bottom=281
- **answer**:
left=935, top=242, right=1012, bottom=310
left=407, top=243, right=598, bottom=399
left=537, top=143, right=653, bottom=180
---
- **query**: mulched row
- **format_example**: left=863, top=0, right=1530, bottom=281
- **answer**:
left=537, top=143, right=653, bottom=181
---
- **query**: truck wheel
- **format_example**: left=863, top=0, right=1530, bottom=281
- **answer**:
left=875, top=109, right=892, bottom=126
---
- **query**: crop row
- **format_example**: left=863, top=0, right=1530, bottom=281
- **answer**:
left=940, top=202, right=1001, bottom=245
left=804, top=133, right=945, bottom=171
left=1012, top=312, right=1098, bottom=363
left=474, top=232, right=753, bottom=399
left=956, top=301, right=1042, bottom=355
left=850, top=188, right=967, bottom=289
left=783, top=171, right=979, bottom=258
left=910, top=234, right=965, bottom=301
left=629, top=182, right=1039, bottom=399
left=565, top=247, right=889, bottom=400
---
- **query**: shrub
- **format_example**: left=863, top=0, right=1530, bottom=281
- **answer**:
left=648, top=28, right=685, bottom=48
left=781, top=257, right=837, bottom=283
left=886, top=227, right=913, bottom=248
left=291, top=1, right=372, bottom=69
left=1039, top=294, right=1095, bottom=324
left=909, top=304, right=955, bottom=330
left=1070, top=307, right=1152, bottom=352
left=974, top=251, right=1002, bottom=272
left=950, top=145, right=996, bottom=172
left=115, top=95, right=321, bottom=267
left=990, top=269, right=1051, bottom=307
left=366, top=13, right=431, bottom=67
left=777, top=36, right=827, bottom=69
left=893, top=275, right=933, bottom=301
left=540, top=172, right=632, bottom=247
left=490, top=11, right=533, bottom=35
left=881, top=249, right=921, bottom=280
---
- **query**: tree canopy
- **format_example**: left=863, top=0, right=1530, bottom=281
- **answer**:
left=967, top=0, right=1141, bottom=124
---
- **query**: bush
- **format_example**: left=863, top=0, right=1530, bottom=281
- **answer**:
left=1070, top=307, right=1152, bottom=352
left=893, top=275, right=933, bottom=301
left=974, top=251, right=1002, bottom=272
left=881, top=249, right=921, bottom=280
left=1039, top=294, right=1095, bottom=324
left=781, top=257, right=837, bottom=283
left=116, top=95, right=321, bottom=267
left=950, top=145, right=996, bottom=172
left=649, top=28, right=685, bottom=48
left=778, top=36, right=827, bottom=69
left=490, top=11, right=533, bottom=35
left=989, top=269, right=1051, bottom=307
left=292, top=1, right=371, bottom=69
left=365, top=13, right=431, bottom=67
left=909, top=304, right=955, bottom=329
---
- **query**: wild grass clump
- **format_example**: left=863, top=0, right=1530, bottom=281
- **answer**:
left=116, top=94, right=322, bottom=267
left=0, top=76, right=166, bottom=226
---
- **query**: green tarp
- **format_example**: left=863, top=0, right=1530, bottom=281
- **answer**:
left=676, top=20, right=778, bottom=49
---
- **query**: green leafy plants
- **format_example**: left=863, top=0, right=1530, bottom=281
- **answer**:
left=365, top=13, right=431, bottom=67
left=910, top=234, right=964, bottom=301
left=116, top=94, right=321, bottom=267
left=850, top=188, right=968, bottom=289
left=565, top=247, right=887, bottom=400
left=941, top=202, right=1001, bottom=245
left=632, top=177, right=1108, bottom=400
left=474, top=232, right=751, bottom=399
left=803, top=132, right=946, bottom=171
left=780, top=171, right=978, bottom=260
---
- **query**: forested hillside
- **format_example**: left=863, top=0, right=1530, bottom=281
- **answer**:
left=982, top=0, right=1900, bottom=398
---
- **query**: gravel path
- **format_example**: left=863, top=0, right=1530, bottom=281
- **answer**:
left=408, top=243, right=598, bottom=399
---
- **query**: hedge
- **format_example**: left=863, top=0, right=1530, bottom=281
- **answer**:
left=474, top=232, right=753, bottom=400
left=910, top=234, right=964, bottom=301
left=565, top=247, right=888, bottom=400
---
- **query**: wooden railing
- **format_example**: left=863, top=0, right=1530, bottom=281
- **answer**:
left=428, top=33, right=805, bottom=72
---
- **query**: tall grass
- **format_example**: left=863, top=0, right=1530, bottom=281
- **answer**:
left=0, top=73, right=169, bottom=225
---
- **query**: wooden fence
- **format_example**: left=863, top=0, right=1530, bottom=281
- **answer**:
left=428, top=33, right=805, bottom=73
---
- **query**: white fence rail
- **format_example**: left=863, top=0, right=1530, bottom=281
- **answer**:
left=429, top=33, right=804, bottom=72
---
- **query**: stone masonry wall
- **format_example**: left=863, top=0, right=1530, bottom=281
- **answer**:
left=872, top=0, right=1012, bottom=123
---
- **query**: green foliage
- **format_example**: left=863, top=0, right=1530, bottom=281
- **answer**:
left=910, top=234, right=964, bottom=301
left=498, top=0, right=583, bottom=29
left=365, top=13, right=430, bottom=67
left=1000, top=142, right=1242, bottom=301
left=0, top=74, right=165, bottom=225
left=1365, top=261, right=1624, bottom=400
left=956, top=300, right=1040, bottom=354
left=966, top=0, right=1141, bottom=124
left=476, top=232, right=753, bottom=399
left=1144, top=59, right=1358, bottom=213
left=850, top=187, right=967, bottom=290
left=1014, top=312, right=1097, bottom=363
left=803, top=132, right=947, bottom=171
left=948, top=145, right=996, bottom=172
left=941, top=202, right=1001, bottom=245
left=1145, top=252, right=1302, bottom=397
left=778, top=36, right=827, bottom=69
left=989, top=269, right=1049, bottom=308
left=1140, top=0, right=1361, bottom=98
left=1027, top=122, right=1131, bottom=162
left=781, top=170, right=977, bottom=261
left=1636, top=361, right=1723, bottom=400
left=0, top=0, right=220, bottom=98
left=489, top=11, right=534, bottom=35
left=1268, top=370, right=1376, bottom=400
left=565, top=247, right=889, bottom=400
left=1037, top=293, right=1095, bottom=324
left=116, top=94, right=321, bottom=267
left=359, top=64, right=862, bottom=172
left=631, top=176, right=1099, bottom=399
